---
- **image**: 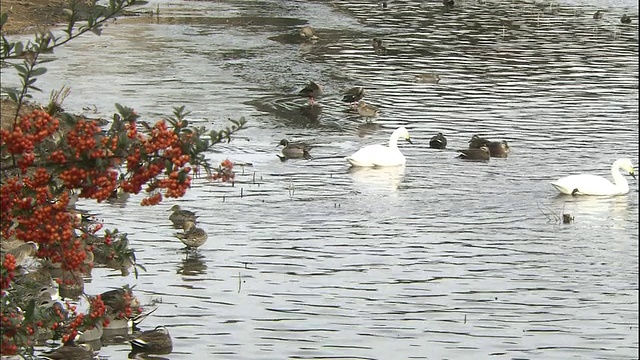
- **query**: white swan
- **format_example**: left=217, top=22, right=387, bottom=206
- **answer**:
left=346, top=126, right=412, bottom=167
left=551, top=158, right=636, bottom=196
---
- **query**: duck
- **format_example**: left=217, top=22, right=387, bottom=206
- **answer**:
left=372, top=38, right=387, bottom=55
left=346, top=126, right=412, bottom=167
left=298, top=81, right=322, bottom=105
left=551, top=158, right=636, bottom=196
left=76, top=322, right=104, bottom=343
left=457, top=146, right=490, bottom=161
left=130, top=326, right=173, bottom=355
left=4, top=241, right=38, bottom=266
left=299, top=25, right=319, bottom=41
left=468, top=135, right=509, bottom=157
left=40, top=343, right=94, bottom=360
left=276, top=139, right=312, bottom=161
left=620, top=14, right=631, bottom=24
left=169, top=205, right=198, bottom=227
left=342, top=86, right=365, bottom=107
left=415, top=73, right=441, bottom=84
left=175, top=221, right=208, bottom=249
left=487, top=140, right=510, bottom=158
left=593, top=10, right=603, bottom=19
left=443, top=0, right=454, bottom=9
left=468, top=134, right=490, bottom=149
left=429, top=133, right=447, bottom=149
left=100, top=285, right=139, bottom=313
left=356, top=100, right=379, bottom=120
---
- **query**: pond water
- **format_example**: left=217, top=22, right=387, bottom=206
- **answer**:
left=1, top=0, right=638, bottom=359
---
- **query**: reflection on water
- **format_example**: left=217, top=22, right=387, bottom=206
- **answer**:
left=548, top=192, right=633, bottom=227
left=356, top=121, right=381, bottom=137
left=2, top=0, right=638, bottom=358
left=177, top=251, right=208, bottom=277
left=348, top=165, right=406, bottom=193
left=299, top=103, right=322, bottom=122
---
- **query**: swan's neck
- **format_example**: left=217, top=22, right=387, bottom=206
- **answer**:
left=611, top=160, right=629, bottom=192
left=389, top=129, right=403, bottom=149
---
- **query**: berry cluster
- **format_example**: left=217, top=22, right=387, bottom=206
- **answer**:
left=209, top=159, right=235, bottom=182
left=1, top=106, right=244, bottom=354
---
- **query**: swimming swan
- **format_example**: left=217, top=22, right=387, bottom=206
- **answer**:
left=346, top=126, right=412, bottom=167
left=551, top=158, right=636, bottom=196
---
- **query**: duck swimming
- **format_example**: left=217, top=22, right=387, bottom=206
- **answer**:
left=429, top=133, right=447, bottom=149
left=298, top=81, right=322, bottom=105
left=457, top=146, right=490, bottom=161
left=277, top=139, right=312, bottom=160
left=342, top=86, right=365, bottom=107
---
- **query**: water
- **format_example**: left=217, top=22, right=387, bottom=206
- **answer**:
left=1, top=0, right=638, bottom=359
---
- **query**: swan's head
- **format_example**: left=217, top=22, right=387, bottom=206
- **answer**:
left=618, top=158, right=636, bottom=179
left=396, top=126, right=412, bottom=144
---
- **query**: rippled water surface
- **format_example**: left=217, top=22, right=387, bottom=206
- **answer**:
left=2, top=0, right=638, bottom=358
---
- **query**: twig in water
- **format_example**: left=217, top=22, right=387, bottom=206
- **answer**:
left=536, top=201, right=559, bottom=222
left=288, top=179, right=295, bottom=197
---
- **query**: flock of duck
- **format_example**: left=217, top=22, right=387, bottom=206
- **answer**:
left=41, top=326, right=172, bottom=359
left=285, top=77, right=635, bottom=197
left=39, top=286, right=172, bottom=360
left=169, top=205, right=208, bottom=250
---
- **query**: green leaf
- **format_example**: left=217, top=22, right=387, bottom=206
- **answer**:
left=136, top=263, right=147, bottom=272
left=24, top=299, right=36, bottom=321
left=1, top=12, right=8, bottom=27
left=13, top=63, right=27, bottom=75
left=14, top=41, right=24, bottom=55
left=28, top=85, right=42, bottom=93
left=90, top=25, right=103, bottom=36
left=31, top=67, right=47, bottom=76
left=37, top=59, right=55, bottom=66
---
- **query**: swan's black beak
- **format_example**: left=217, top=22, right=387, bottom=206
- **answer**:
left=406, top=138, right=413, bottom=144
left=631, top=171, right=636, bottom=180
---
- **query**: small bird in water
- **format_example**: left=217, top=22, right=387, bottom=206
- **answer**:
left=4, top=241, right=38, bottom=266
left=342, top=86, right=365, bottom=108
left=372, top=38, right=387, bottom=55
left=176, top=221, right=208, bottom=249
left=41, top=343, right=95, bottom=360
left=298, top=81, right=322, bottom=105
left=620, top=14, right=631, bottom=24
left=443, top=0, right=454, bottom=9
left=356, top=100, right=379, bottom=121
left=458, top=146, right=490, bottom=161
left=277, top=139, right=312, bottom=161
left=429, top=133, right=447, bottom=149
left=169, top=204, right=198, bottom=228
left=299, top=25, right=319, bottom=41
left=130, top=326, right=173, bottom=355
left=415, top=73, right=441, bottom=84
left=593, top=10, right=603, bottom=19
left=468, top=134, right=490, bottom=149
left=486, top=140, right=510, bottom=158
left=468, top=135, right=510, bottom=158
